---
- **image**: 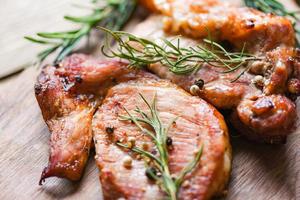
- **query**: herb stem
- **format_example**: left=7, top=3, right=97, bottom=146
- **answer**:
left=117, top=93, right=203, bottom=199
left=100, top=28, right=261, bottom=81
left=25, top=0, right=136, bottom=63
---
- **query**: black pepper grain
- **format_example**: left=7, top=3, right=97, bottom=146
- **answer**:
left=34, top=83, right=42, bottom=95
left=53, top=62, right=60, bottom=68
left=245, top=19, right=255, bottom=29
left=75, top=75, right=83, bottom=83
left=287, top=93, right=298, bottom=101
left=194, top=79, right=204, bottom=89
left=151, top=149, right=157, bottom=155
left=105, top=127, right=115, bottom=134
left=111, top=77, right=118, bottom=84
left=145, top=167, right=157, bottom=180
left=166, top=137, right=173, bottom=146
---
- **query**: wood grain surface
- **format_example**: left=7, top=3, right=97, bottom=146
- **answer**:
left=0, top=0, right=299, bottom=200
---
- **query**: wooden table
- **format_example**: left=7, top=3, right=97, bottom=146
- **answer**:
left=0, top=0, right=299, bottom=199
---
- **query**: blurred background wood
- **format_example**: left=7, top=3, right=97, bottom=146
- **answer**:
left=0, top=0, right=87, bottom=77
left=0, top=0, right=299, bottom=199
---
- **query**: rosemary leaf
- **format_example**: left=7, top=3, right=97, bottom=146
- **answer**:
left=25, top=0, right=137, bottom=63
left=64, top=12, right=107, bottom=23
left=36, top=31, right=80, bottom=39
left=37, top=45, right=60, bottom=62
left=116, top=142, right=163, bottom=167
left=175, top=145, right=203, bottom=188
left=116, top=93, right=203, bottom=200
left=54, top=35, right=84, bottom=63
left=100, top=28, right=261, bottom=81
left=24, top=36, right=58, bottom=45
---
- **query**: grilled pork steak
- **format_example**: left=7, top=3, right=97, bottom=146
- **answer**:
left=35, top=54, right=231, bottom=199
left=133, top=0, right=300, bottom=142
left=93, top=77, right=231, bottom=200
left=35, top=54, right=153, bottom=183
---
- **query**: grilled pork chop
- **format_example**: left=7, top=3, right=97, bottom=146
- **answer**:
left=134, top=0, right=300, bottom=142
left=93, top=77, right=231, bottom=200
left=35, top=54, right=152, bottom=183
left=35, top=54, right=231, bottom=200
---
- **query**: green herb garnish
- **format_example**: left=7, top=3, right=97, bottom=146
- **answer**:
left=25, top=0, right=136, bottom=63
left=100, top=28, right=261, bottom=81
left=117, top=93, right=203, bottom=200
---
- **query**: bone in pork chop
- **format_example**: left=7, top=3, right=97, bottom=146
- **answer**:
left=93, top=77, right=231, bottom=200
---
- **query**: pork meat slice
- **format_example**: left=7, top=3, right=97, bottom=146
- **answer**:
left=130, top=13, right=299, bottom=143
left=140, top=0, right=295, bottom=52
left=93, top=77, right=231, bottom=200
left=35, top=54, right=154, bottom=183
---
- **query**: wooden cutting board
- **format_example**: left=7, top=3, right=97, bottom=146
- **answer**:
left=0, top=0, right=299, bottom=199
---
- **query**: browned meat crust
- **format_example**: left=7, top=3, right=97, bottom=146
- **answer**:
left=35, top=63, right=95, bottom=183
left=140, top=0, right=295, bottom=52
left=35, top=54, right=231, bottom=199
left=135, top=0, right=300, bottom=142
left=35, top=54, right=152, bottom=183
left=93, top=77, right=231, bottom=200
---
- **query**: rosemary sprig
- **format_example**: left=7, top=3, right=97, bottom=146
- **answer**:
left=100, top=28, right=261, bottom=81
left=244, top=0, right=300, bottom=46
left=25, top=0, right=136, bottom=63
left=117, top=93, right=203, bottom=200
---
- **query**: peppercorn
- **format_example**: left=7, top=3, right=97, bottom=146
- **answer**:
left=34, top=83, right=42, bottom=95
left=74, top=75, right=83, bottom=83
left=105, top=127, right=114, bottom=134
left=252, top=75, right=264, bottom=87
left=145, top=167, right=157, bottom=180
left=190, top=85, right=200, bottom=95
left=166, top=137, right=173, bottom=146
left=123, top=156, right=132, bottom=168
left=245, top=19, right=255, bottom=29
left=194, top=79, right=204, bottom=89
left=127, top=137, right=136, bottom=148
